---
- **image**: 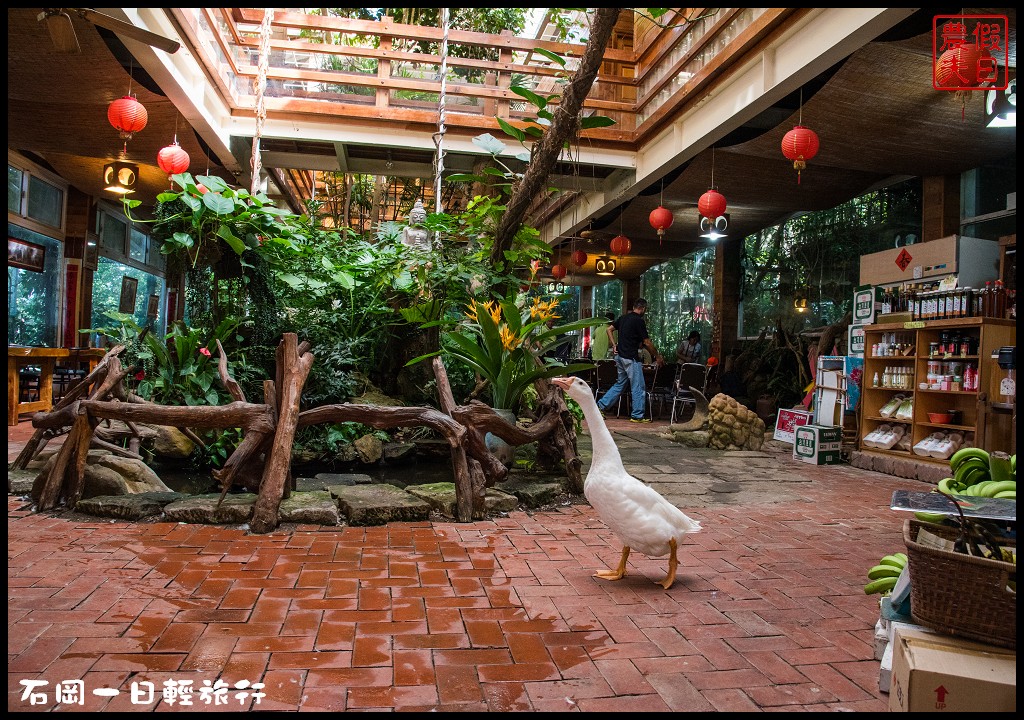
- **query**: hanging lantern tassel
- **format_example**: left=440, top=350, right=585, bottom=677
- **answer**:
left=781, top=125, right=819, bottom=185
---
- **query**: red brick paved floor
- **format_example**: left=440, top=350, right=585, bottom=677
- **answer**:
left=8, top=418, right=926, bottom=712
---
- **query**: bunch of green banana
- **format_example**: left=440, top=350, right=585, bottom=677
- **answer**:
left=863, top=552, right=907, bottom=595
left=939, top=448, right=1016, bottom=499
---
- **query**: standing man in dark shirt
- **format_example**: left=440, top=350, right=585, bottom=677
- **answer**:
left=596, top=298, right=665, bottom=422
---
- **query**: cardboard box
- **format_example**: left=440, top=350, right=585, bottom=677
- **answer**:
left=848, top=324, right=865, bottom=357
left=852, top=284, right=885, bottom=326
left=792, top=424, right=843, bottom=464
left=859, top=234, right=1000, bottom=288
left=889, top=625, right=1016, bottom=712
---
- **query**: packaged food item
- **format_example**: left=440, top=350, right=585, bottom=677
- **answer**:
left=894, top=398, right=914, bottom=421
left=879, top=395, right=905, bottom=418
left=928, top=431, right=963, bottom=459
left=913, top=432, right=945, bottom=456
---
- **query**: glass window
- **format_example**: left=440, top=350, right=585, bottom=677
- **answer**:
left=91, top=257, right=166, bottom=339
left=592, top=279, right=624, bottom=321
left=7, top=224, right=63, bottom=347
left=26, top=175, right=64, bottom=229
left=8, top=165, right=24, bottom=212
left=100, top=213, right=127, bottom=254
left=130, top=226, right=148, bottom=264
left=641, top=249, right=715, bottom=357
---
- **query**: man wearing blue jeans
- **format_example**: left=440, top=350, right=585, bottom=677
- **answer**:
left=597, top=298, right=665, bottom=422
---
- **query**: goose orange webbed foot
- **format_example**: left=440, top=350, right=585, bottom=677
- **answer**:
left=657, top=537, right=679, bottom=590
left=595, top=546, right=630, bottom=582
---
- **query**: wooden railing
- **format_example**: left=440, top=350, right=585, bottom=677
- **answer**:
left=171, top=8, right=795, bottom=148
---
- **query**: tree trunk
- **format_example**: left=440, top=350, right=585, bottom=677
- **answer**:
left=490, top=8, right=622, bottom=264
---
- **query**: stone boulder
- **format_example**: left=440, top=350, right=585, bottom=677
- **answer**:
left=330, top=484, right=430, bottom=525
left=76, top=492, right=184, bottom=520
left=150, top=426, right=196, bottom=459
left=162, top=493, right=257, bottom=524
left=31, top=450, right=171, bottom=503
left=706, top=393, right=766, bottom=451
left=354, top=434, right=383, bottom=464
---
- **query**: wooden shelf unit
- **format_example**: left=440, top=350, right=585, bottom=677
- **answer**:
left=859, top=317, right=1016, bottom=462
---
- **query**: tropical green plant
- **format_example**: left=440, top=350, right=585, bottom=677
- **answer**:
left=86, top=312, right=244, bottom=407
left=429, top=295, right=599, bottom=412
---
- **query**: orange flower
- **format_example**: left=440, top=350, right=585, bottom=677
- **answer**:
left=485, top=301, right=502, bottom=325
left=499, top=325, right=519, bottom=351
left=464, top=303, right=479, bottom=323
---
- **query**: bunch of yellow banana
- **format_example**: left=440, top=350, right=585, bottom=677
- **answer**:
left=863, top=552, right=907, bottom=595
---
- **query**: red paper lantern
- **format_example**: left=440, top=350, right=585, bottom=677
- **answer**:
left=934, top=44, right=988, bottom=88
left=781, top=125, right=819, bottom=184
left=157, top=142, right=190, bottom=176
left=551, top=264, right=567, bottom=280
left=609, top=235, right=632, bottom=257
left=648, top=206, right=674, bottom=238
left=570, top=250, right=588, bottom=267
left=107, top=96, right=148, bottom=140
left=697, top=189, right=727, bottom=219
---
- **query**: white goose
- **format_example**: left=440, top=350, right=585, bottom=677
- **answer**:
left=552, top=376, right=702, bottom=589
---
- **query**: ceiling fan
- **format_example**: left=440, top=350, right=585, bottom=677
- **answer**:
left=38, top=8, right=180, bottom=54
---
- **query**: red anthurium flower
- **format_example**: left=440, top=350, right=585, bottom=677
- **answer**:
left=135, top=370, right=146, bottom=381
left=199, top=347, right=212, bottom=357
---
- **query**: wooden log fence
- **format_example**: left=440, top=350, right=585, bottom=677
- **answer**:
left=18, top=334, right=585, bottom=531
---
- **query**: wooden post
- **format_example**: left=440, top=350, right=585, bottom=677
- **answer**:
left=432, top=357, right=480, bottom=521
left=251, top=334, right=314, bottom=534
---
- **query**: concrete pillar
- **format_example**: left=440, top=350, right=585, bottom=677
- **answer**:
left=714, top=236, right=742, bottom=359
left=921, top=175, right=960, bottom=241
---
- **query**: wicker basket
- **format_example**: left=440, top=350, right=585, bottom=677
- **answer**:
left=903, top=519, right=1016, bottom=649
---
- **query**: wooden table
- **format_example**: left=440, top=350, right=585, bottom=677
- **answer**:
left=69, top=347, right=106, bottom=373
left=8, top=346, right=70, bottom=426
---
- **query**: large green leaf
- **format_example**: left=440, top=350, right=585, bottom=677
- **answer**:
left=532, top=47, right=566, bottom=67
left=202, top=192, right=235, bottom=216
left=472, top=133, right=507, bottom=156
left=510, top=85, right=547, bottom=110
left=496, top=118, right=526, bottom=143
left=216, top=225, right=245, bottom=255
left=580, top=115, right=617, bottom=130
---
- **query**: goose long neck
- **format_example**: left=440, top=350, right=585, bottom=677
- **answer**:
left=578, top=393, right=625, bottom=472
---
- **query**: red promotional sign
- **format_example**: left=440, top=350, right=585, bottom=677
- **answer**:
left=932, top=15, right=1009, bottom=91
left=895, top=248, right=913, bottom=272
left=773, top=408, right=812, bottom=444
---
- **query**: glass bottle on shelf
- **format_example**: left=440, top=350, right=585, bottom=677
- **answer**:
left=981, top=280, right=993, bottom=317
left=993, top=280, right=1007, bottom=318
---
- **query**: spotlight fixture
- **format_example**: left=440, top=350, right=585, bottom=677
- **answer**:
left=595, top=256, right=617, bottom=276
left=699, top=212, right=729, bottom=241
left=103, top=160, right=138, bottom=194
left=985, top=77, right=1016, bottom=128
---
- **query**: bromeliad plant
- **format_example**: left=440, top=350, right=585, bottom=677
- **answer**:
left=444, top=296, right=598, bottom=412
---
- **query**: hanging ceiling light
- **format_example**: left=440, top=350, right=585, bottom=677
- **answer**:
left=595, top=256, right=617, bottom=276
left=545, top=280, right=566, bottom=294
left=551, top=264, right=568, bottom=281
left=699, top=213, right=729, bottom=241
left=570, top=249, right=588, bottom=267
left=102, top=159, right=138, bottom=195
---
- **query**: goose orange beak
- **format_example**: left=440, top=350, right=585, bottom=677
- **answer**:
left=551, top=377, right=571, bottom=391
